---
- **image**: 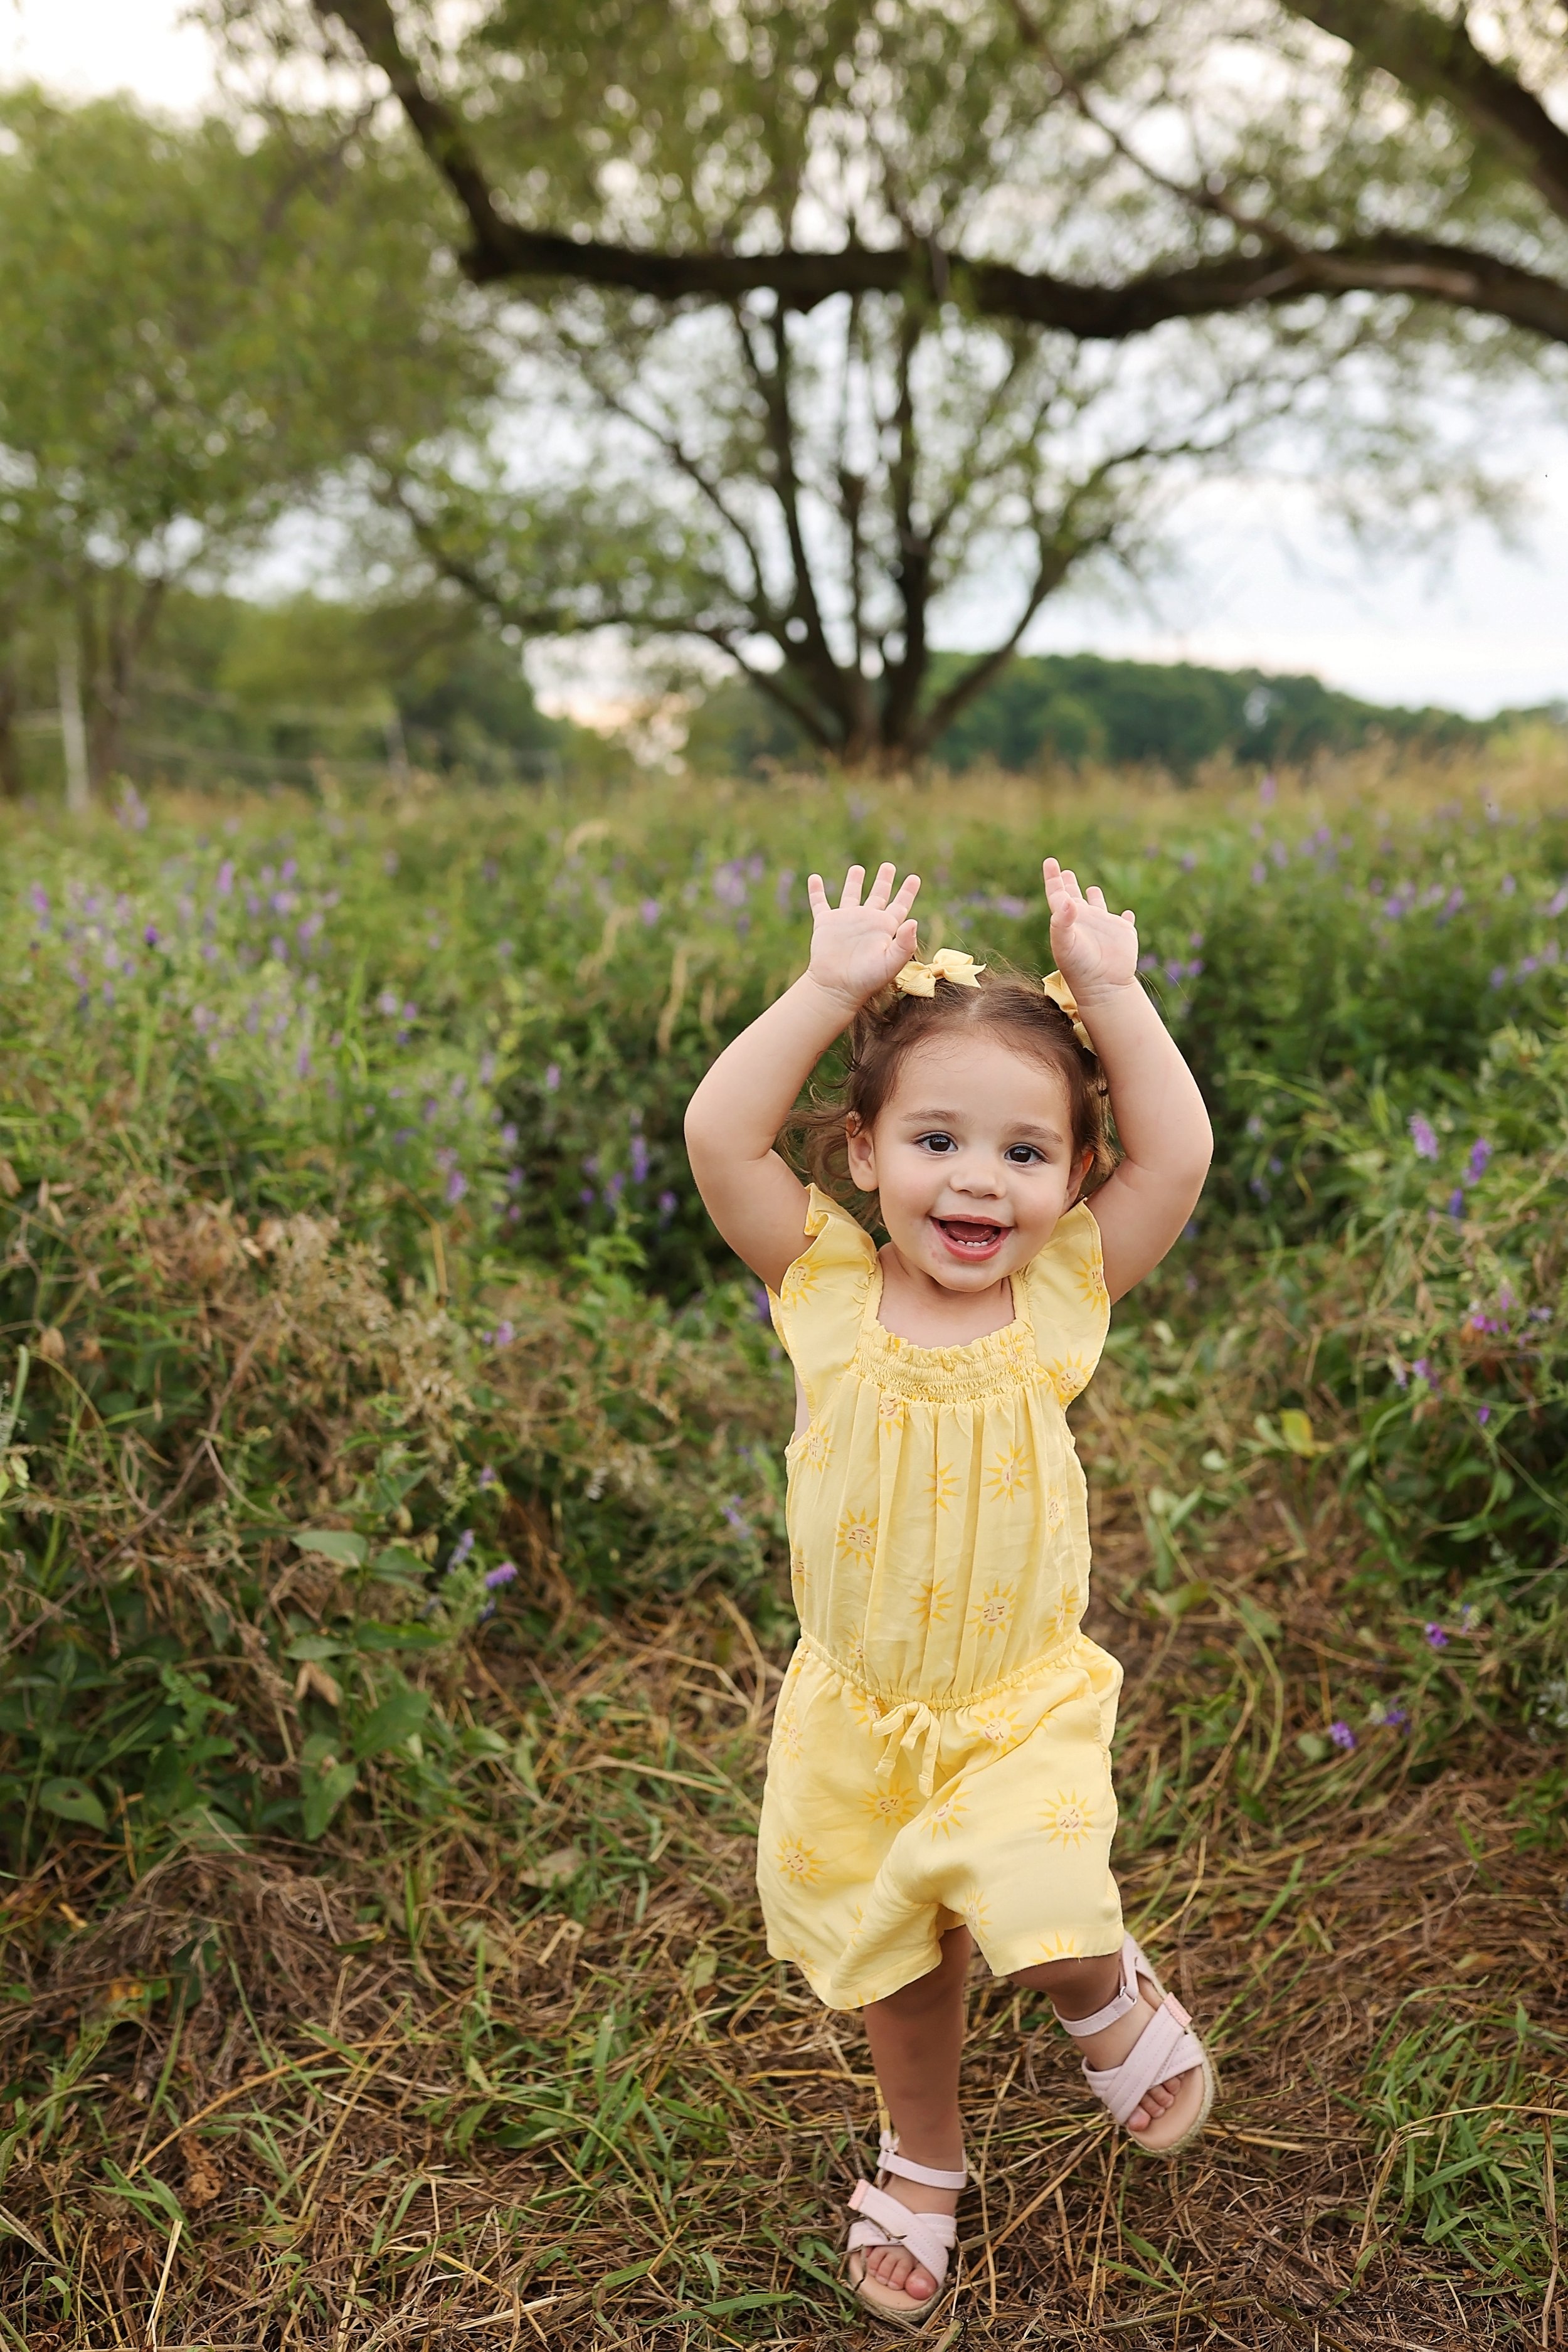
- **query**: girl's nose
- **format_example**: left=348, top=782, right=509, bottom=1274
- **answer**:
left=948, top=1158, right=1005, bottom=1198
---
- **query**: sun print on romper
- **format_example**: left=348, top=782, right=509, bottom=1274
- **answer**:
left=1041, top=1576, right=1084, bottom=1646
left=914, top=1576, right=952, bottom=1629
left=779, top=1253, right=821, bottom=1307
left=876, top=1390, right=906, bottom=1433
left=794, top=1420, right=832, bottom=1472
left=1046, top=1353, right=1093, bottom=1406
left=773, top=1707, right=803, bottom=1764
left=959, top=1885, right=991, bottom=1937
left=925, top=1789, right=967, bottom=1838
left=845, top=1677, right=881, bottom=1731
left=836, top=1508, right=878, bottom=1567
left=969, top=1699, right=1022, bottom=1750
left=1033, top=1928, right=1084, bottom=1962
left=926, top=1461, right=960, bottom=1512
left=1039, top=1789, right=1096, bottom=1846
left=789, top=1545, right=809, bottom=1597
left=1042, top=1486, right=1067, bottom=1536
left=968, top=1579, right=1016, bottom=1640
left=986, top=1444, right=1029, bottom=1503
left=862, top=1784, right=916, bottom=1827
left=775, top=1836, right=824, bottom=1884
left=1075, top=1251, right=1110, bottom=1310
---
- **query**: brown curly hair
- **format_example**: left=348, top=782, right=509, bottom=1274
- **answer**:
left=790, top=963, right=1116, bottom=1227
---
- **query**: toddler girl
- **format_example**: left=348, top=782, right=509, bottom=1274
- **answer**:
left=684, top=855, right=1216, bottom=2329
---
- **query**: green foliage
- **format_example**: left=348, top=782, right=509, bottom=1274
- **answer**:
left=687, top=653, right=1545, bottom=779
left=0, top=90, right=490, bottom=790
left=122, top=588, right=589, bottom=788
left=1361, top=1998, right=1568, bottom=2296
left=0, top=759, right=1565, bottom=1881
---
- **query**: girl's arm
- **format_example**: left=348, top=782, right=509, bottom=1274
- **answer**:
left=1042, top=857, right=1212, bottom=1303
left=684, top=862, right=920, bottom=1292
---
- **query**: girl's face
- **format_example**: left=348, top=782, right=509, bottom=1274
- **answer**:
left=845, top=1032, right=1094, bottom=1293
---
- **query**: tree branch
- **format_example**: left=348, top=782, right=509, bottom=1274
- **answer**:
left=315, top=0, right=1568, bottom=347
left=1283, top=0, right=1568, bottom=224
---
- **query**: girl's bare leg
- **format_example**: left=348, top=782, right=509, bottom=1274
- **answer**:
left=1013, top=1952, right=1182, bottom=2131
left=855, top=1924, right=971, bottom=2301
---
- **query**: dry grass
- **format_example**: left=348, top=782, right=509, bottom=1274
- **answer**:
left=4, top=1486, right=1564, bottom=2351
left=3, top=759, right=1566, bottom=2347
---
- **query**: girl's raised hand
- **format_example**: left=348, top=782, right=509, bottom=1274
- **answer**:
left=806, top=862, right=921, bottom=1009
left=1042, top=857, right=1138, bottom=999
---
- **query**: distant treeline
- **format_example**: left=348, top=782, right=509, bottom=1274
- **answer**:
left=686, top=654, right=1563, bottom=778
left=9, top=585, right=1559, bottom=798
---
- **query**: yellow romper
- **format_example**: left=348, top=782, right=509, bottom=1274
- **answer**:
left=760, top=1186, right=1125, bottom=2010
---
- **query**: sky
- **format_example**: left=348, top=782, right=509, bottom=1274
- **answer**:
left=7, top=0, right=1568, bottom=718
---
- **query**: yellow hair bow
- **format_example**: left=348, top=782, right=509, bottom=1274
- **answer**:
left=1042, top=969, right=1095, bottom=1052
left=893, top=948, right=986, bottom=998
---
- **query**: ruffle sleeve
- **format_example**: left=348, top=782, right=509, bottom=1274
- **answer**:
left=1019, top=1201, right=1111, bottom=1407
left=768, top=1185, right=877, bottom=1418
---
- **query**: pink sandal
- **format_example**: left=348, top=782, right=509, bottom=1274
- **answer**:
left=844, top=2129, right=967, bottom=2331
left=1054, top=1934, right=1216, bottom=2155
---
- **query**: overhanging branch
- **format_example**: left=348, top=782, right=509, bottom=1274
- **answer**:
left=317, top=0, right=1568, bottom=347
left=1283, top=0, right=1568, bottom=224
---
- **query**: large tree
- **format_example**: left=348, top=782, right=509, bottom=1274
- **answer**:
left=211, top=0, right=1567, bottom=765
left=0, top=90, right=492, bottom=795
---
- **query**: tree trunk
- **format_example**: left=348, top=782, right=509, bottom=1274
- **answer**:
left=82, top=573, right=166, bottom=792
left=57, top=630, right=91, bottom=813
left=0, top=656, right=24, bottom=800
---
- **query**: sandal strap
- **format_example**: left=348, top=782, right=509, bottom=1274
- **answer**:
left=873, top=2128, right=967, bottom=2191
left=847, top=2180, right=958, bottom=2282
left=1083, top=1995, right=1205, bottom=2129
left=1054, top=1935, right=1143, bottom=2040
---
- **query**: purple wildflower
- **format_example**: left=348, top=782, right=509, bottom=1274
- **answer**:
left=1424, top=1623, right=1448, bottom=1650
left=445, top=1169, right=468, bottom=1206
left=1259, top=774, right=1277, bottom=805
left=640, top=898, right=660, bottom=926
left=377, top=989, right=400, bottom=1016
left=1251, top=862, right=1267, bottom=885
left=1476, top=1404, right=1491, bottom=1426
left=776, top=869, right=796, bottom=910
left=215, top=861, right=235, bottom=898
left=1466, top=1138, right=1492, bottom=1182
left=657, top=1190, right=677, bottom=1223
left=484, top=1560, right=517, bottom=1589
left=544, top=1063, right=561, bottom=1093
left=478, top=1465, right=497, bottom=1487
left=447, top=1528, right=475, bottom=1572
left=1408, top=1113, right=1439, bottom=1161
left=143, top=923, right=161, bottom=948
left=630, top=1135, right=650, bottom=1185
left=722, top=1497, right=752, bottom=1538
left=490, top=1320, right=516, bottom=1349
left=1328, top=1720, right=1356, bottom=1752
left=1448, top=1189, right=1465, bottom=1219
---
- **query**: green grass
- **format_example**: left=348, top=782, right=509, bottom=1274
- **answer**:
left=0, top=749, right=1565, bottom=2346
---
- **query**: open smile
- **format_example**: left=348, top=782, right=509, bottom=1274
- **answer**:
left=932, top=1215, right=1010, bottom=1260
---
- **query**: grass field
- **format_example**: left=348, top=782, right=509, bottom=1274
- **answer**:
left=1, top=747, right=1566, bottom=2349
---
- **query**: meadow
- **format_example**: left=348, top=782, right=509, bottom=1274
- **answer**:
left=1, top=746, right=1565, bottom=2350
